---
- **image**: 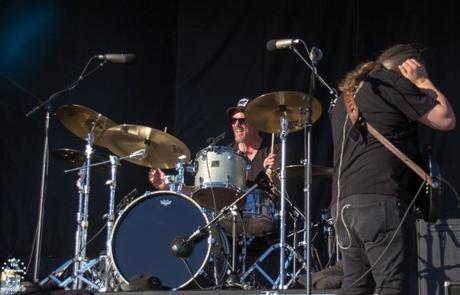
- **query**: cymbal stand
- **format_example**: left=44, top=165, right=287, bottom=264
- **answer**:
left=39, top=128, right=96, bottom=290
left=40, top=150, right=145, bottom=291
left=240, top=132, right=308, bottom=288
left=26, top=55, right=106, bottom=281
left=175, top=155, right=195, bottom=193
left=59, top=154, right=120, bottom=291
left=279, top=112, right=289, bottom=288
left=224, top=207, right=241, bottom=288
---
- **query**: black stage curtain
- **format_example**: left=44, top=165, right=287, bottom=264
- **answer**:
left=1, top=0, right=459, bottom=279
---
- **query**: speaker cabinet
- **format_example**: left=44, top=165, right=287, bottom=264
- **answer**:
left=417, top=219, right=460, bottom=295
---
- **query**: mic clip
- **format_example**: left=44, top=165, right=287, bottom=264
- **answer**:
left=206, top=132, right=226, bottom=149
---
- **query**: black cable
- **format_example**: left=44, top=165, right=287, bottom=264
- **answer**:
left=438, top=176, right=460, bottom=208
left=337, top=181, right=424, bottom=294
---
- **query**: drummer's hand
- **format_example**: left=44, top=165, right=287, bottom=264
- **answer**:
left=148, top=168, right=168, bottom=190
left=263, top=153, right=277, bottom=171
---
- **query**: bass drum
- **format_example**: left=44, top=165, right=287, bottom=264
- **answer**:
left=111, top=191, right=229, bottom=290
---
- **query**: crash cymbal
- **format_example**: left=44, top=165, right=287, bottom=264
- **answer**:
left=276, top=164, right=333, bottom=178
left=100, top=124, right=191, bottom=169
left=56, top=104, right=117, bottom=146
left=245, top=91, right=322, bottom=133
left=51, top=148, right=109, bottom=173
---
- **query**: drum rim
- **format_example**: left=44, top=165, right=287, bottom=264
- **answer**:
left=192, top=183, right=245, bottom=192
left=109, top=190, right=212, bottom=289
left=195, top=145, right=249, bottom=162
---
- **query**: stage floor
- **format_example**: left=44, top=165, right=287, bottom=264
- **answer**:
left=100, top=290, right=338, bottom=295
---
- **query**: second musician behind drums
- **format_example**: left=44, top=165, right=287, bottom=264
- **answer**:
left=148, top=97, right=280, bottom=199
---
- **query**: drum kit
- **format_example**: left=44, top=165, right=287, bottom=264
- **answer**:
left=39, top=91, right=335, bottom=292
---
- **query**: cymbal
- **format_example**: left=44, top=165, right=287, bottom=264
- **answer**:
left=100, top=124, right=191, bottom=169
left=245, top=91, right=322, bottom=133
left=51, top=148, right=109, bottom=173
left=56, top=104, right=117, bottom=146
left=276, top=164, right=333, bottom=178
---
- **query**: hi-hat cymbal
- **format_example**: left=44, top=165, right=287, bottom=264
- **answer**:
left=276, top=164, right=333, bottom=178
left=51, top=148, right=109, bottom=173
left=56, top=104, right=117, bottom=146
left=245, top=91, right=322, bottom=133
left=100, top=124, right=191, bottom=169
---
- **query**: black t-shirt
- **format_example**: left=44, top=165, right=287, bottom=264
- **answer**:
left=232, top=137, right=280, bottom=183
left=330, top=67, right=438, bottom=204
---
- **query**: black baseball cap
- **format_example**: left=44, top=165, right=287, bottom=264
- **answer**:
left=226, top=97, right=252, bottom=116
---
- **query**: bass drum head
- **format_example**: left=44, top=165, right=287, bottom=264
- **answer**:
left=111, top=191, right=221, bottom=289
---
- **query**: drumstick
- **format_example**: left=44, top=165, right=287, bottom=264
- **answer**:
left=270, top=133, right=275, bottom=155
left=267, top=133, right=275, bottom=177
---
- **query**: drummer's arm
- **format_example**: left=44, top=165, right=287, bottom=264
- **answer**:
left=263, top=149, right=281, bottom=195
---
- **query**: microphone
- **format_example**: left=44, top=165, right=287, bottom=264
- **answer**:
left=309, top=47, right=323, bottom=63
left=206, top=132, right=226, bottom=147
left=170, top=229, right=208, bottom=258
left=266, top=39, right=300, bottom=51
left=96, top=53, right=136, bottom=64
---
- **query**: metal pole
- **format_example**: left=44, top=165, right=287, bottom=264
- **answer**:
left=278, top=114, right=289, bottom=289
left=32, top=110, right=50, bottom=282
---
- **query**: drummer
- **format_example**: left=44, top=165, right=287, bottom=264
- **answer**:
left=226, top=97, right=280, bottom=187
left=148, top=97, right=279, bottom=192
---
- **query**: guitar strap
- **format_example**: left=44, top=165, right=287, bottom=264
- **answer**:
left=343, top=85, right=433, bottom=186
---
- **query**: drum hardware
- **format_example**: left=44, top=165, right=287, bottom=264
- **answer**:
left=319, top=209, right=339, bottom=267
left=245, top=90, right=324, bottom=289
left=240, top=243, right=307, bottom=289
left=171, top=184, right=259, bottom=289
left=175, top=155, right=195, bottom=193
left=38, top=123, right=97, bottom=290
left=171, top=183, right=258, bottom=258
left=113, top=188, right=139, bottom=217
left=26, top=54, right=110, bottom=281
left=206, top=131, right=226, bottom=148
left=40, top=150, right=145, bottom=291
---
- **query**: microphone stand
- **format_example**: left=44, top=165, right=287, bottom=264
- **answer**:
left=25, top=56, right=107, bottom=282
left=291, top=41, right=339, bottom=113
left=290, top=42, right=335, bottom=295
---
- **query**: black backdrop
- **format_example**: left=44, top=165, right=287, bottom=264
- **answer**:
left=1, top=0, right=459, bottom=279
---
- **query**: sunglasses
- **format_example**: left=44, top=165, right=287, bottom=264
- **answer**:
left=230, top=118, right=246, bottom=125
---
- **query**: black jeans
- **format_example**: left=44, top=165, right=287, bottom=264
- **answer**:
left=332, top=194, right=415, bottom=295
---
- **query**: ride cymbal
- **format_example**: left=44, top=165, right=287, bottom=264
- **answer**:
left=100, top=124, right=191, bottom=169
left=245, top=91, right=322, bottom=133
left=56, top=104, right=117, bottom=146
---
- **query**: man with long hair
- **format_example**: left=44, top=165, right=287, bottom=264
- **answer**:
left=330, top=44, right=455, bottom=294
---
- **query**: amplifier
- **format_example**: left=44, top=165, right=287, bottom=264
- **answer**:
left=417, top=219, right=460, bottom=295
left=445, top=281, right=460, bottom=295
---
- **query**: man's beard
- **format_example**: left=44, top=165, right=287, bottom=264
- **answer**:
left=234, top=128, right=247, bottom=143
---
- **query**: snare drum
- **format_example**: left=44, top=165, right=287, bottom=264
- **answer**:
left=221, top=189, right=277, bottom=236
left=192, top=146, right=249, bottom=210
left=110, top=191, right=229, bottom=290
